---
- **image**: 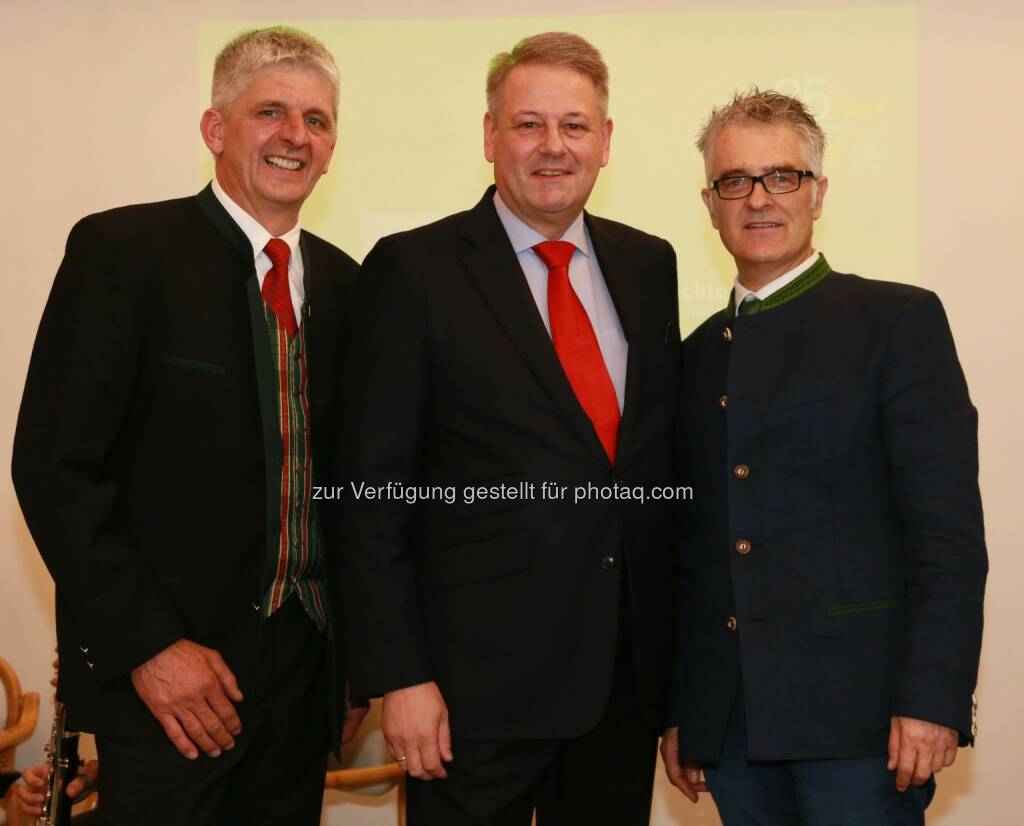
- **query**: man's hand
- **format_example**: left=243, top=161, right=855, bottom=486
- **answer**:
left=660, top=726, right=707, bottom=803
left=341, top=700, right=371, bottom=743
left=130, top=639, right=244, bottom=760
left=15, top=763, right=49, bottom=817
left=382, top=681, right=452, bottom=780
left=887, top=715, right=958, bottom=791
left=16, top=759, right=100, bottom=817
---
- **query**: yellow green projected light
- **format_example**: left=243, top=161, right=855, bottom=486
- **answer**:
left=200, top=8, right=917, bottom=334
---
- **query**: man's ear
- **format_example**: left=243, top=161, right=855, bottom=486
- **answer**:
left=483, top=111, right=496, bottom=163
left=321, top=137, right=337, bottom=176
left=600, top=117, right=613, bottom=167
left=812, top=175, right=829, bottom=220
left=701, top=187, right=720, bottom=230
left=200, top=108, right=225, bottom=156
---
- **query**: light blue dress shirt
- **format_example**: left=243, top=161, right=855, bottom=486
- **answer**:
left=492, top=192, right=628, bottom=412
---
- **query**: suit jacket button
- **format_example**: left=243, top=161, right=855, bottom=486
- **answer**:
left=718, top=395, right=728, bottom=410
left=725, top=616, right=738, bottom=631
left=735, top=539, right=751, bottom=555
left=252, top=602, right=261, bottom=612
left=722, top=327, right=733, bottom=342
left=601, top=555, right=616, bottom=570
left=733, top=464, right=750, bottom=480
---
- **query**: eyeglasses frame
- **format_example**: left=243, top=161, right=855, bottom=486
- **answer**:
left=710, top=169, right=816, bottom=200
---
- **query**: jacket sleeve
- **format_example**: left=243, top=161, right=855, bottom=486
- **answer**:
left=12, top=216, right=185, bottom=685
left=665, top=318, right=711, bottom=731
left=882, top=290, right=987, bottom=744
left=335, top=235, right=434, bottom=698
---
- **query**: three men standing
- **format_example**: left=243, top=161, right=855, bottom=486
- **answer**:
left=12, top=23, right=987, bottom=826
left=662, top=89, right=987, bottom=825
left=13, top=27, right=360, bottom=825
left=339, top=32, right=680, bottom=826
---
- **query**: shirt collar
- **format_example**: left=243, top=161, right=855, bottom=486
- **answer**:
left=492, top=191, right=591, bottom=259
left=211, top=177, right=302, bottom=264
left=734, top=250, right=820, bottom=309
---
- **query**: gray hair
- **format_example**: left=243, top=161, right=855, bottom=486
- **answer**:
left=212, top=26, right=340, bottom=116
left=697, top=87, right=826, bottom=179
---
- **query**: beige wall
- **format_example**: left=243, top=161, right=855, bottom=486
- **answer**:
left=1, top=1, right=1019, bottom=824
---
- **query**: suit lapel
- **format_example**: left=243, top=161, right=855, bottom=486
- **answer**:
left=586, top=214, right=646, bottom=466
left=459, top=190, right=610, bottom=464
left=299, top=234, right=337, bottom=409
left=195, top=183, right=254, bottom=272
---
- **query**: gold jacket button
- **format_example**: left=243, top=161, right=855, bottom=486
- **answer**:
left=733, top=464, right=750, bottom=479
left=722, top=327, right=733, bottom=342
left=735, top=539, right=751, bottom=555
left=725, top=616, right=738, bottom=631
left=718, top=395, right=728, bottom=410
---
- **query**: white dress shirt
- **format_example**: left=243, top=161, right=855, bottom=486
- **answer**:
left=211, top=177, right=305, bottom=327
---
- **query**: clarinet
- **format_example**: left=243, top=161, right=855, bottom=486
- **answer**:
left=37, top=699, right=80, bottom=826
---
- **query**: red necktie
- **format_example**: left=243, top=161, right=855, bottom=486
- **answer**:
left=262, top=239, right=298, bottom=337
left=534, top=241, right=620, bottom=462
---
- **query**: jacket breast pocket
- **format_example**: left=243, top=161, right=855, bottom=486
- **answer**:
left=774, top=373, right=857, bottom=460
left=152, top=353, right=227, bottom=376
left=780, top=373, right=853, bottom=408
left=427, top=529, right=532, bottom=588
left=157, top=575, right=183, bottom=591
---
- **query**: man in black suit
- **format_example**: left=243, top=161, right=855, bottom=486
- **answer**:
left=12, top=27, right=362, bottom=825
left=339, top=31, right=680, bottom=826
left=661, top=88, right=987, bottom=825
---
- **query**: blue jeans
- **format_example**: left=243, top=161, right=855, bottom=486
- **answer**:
left=704, top=694, right=936, bottom=826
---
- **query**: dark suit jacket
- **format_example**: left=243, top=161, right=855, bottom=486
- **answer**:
left=338, top=187, right=680, bottom=739
left=670, top=268, right=987, bottom=762
left=12, top=186, right=358, bottom=744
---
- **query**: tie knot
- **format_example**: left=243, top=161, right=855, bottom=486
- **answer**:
left=264, top=238, right=291, bottom=270
left=533, top=240, right=576, bottom=271
left=738, top=295, right=762, bottom=317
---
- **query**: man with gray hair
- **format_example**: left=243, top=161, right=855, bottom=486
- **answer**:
left=660, top=88, right=987, bottom=824
left=339, top=31, right=679, bottom=825
left=13, top=26, right=362, bottom=824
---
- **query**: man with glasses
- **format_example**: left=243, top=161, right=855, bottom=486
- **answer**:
left=660, top=88, right=987, bottom=825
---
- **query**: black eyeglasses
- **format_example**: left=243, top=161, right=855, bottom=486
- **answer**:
left=711, top=169, right=815, bottom=200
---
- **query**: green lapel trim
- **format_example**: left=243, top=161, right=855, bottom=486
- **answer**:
left=725, top=253, right=831, bottom=317
left=195, top=182, right=252, bottom=259
left=246, top=279, right=284, bottom=591
left=826, top=597, right=905, bottom=617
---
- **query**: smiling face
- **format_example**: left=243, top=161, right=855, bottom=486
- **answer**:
left=702, top=123, right=828, bottom=291
left=200, top=64, right=336, bottom=236
left=484, top=63, right=612, bottom=240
